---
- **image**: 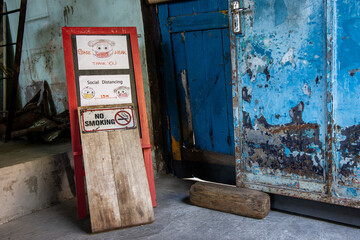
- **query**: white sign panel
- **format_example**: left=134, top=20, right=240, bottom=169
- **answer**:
left=79, top=74, right=132, bottom=106
left=76, top=35, right=130, bottom=70
left=80, top=106, right=136, bottom=133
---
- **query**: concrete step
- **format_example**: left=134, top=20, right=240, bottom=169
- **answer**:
left=0, top=139, right=74, bottom=225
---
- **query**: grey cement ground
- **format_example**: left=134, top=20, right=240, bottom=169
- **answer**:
left=0, top=176, right=359, bottom=240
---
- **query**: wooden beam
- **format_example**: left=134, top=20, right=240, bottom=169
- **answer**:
left=147, top=0, right=173, bottom=4
left=190, top=182, right=271, bottom=219
left=167, top=11, right=229, bottom=33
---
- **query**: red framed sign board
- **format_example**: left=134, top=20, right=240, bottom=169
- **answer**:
left=62, top=27, right=156, bottom=219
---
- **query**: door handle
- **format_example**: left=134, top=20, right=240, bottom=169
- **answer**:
left=231, top=1, right=251, bottom=34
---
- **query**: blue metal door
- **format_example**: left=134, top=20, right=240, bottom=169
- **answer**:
left=159, top=1, right=234, bottom=164
left=332, top=0, right=360, bottom=201
left=231, top=0, right=360, bottom=207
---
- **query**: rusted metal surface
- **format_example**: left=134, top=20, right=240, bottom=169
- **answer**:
left=331, top=0, right=360, bottom=200
left=325, top=0, right=335, bottom=197
left=337, top=126, right=360, bottom=185
left=234, top=0, right=328, bottom=194
left=243, top=183, right=360, bottom=208
left=243, top=109, right=324, bottom=181
left=231, top=0, right=360, bottom=207
left=229, top=0, right=244, bottom=186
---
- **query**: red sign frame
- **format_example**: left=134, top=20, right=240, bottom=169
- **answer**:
left=62, top=27, right=156, bottom=219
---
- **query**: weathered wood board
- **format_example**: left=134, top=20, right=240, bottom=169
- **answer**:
left=78, top=105, right=154, bottom=233
left=190, top=182, right=270, bottom=219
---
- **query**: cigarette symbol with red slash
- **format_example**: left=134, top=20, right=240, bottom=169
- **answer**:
left=114, top=111, right=131, bottom=126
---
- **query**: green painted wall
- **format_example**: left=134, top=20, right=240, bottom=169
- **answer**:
left=5, top=0, right=151, bottom=118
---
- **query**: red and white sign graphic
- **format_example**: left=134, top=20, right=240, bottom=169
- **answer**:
left=80, top=106, right=136, bottom=133
left=76, top=35, right=129, bottom=70
left=79, top=74, right=132, bottom=106
left=114, top=111, right=132, bottom=126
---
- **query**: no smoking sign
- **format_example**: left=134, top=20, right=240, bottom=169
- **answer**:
left=80, top=106, right=136, bottom=133
left=115, top=111, right=132, bottom=126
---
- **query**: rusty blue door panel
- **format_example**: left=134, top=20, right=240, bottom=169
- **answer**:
left=333, top=0, right=360, bottom=200
left=234, top=0, right=328, bottom=193
left=231, top=0, right=360, bottom=207
left=159, top=0, right=234, bottom=156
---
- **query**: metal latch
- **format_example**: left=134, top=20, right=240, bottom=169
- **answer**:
left=231, top=1, right=251, bottom=34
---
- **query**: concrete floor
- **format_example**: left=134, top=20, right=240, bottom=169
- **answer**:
left=0, top=176, right=359, bottom=240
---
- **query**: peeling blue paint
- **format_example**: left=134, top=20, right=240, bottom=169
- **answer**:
left=347, top=188, right=358, bottom=197
left=233, top=0, right=327, bottom=195
left=233, top=0, right=360, bottom=206
left=303, top=129, right=315, bottom=138
left=332, top=0, right=360, bottom=200
left=274, top=0, right=288, bottom=26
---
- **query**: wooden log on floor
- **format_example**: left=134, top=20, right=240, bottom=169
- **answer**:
left=190, top=182, right=270, bottom=219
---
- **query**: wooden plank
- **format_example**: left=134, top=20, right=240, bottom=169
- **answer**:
left=218, top=0, right=228, bottom=11
left=179, top=1, right=198, bottom=15
left=190, top=182, right=271, bottom=219
left=108, top=128, right=154, bottom=227
left=183, top=28, right=231, bottom=153
left=168, top=2, right=180, bottom=17
left=79, top=105, right=154, bottom=232
left=79, top=131, right=122, bottom=232
left=184, top=31, right=210, bottom=151
left=203, top=29, right=231, bottom=153
left=158, top=4, right=182, bottom=161
left=168, top=11, right=228, bottom=33
left=171, top=32, right=194, bottom=147
left=196, top=0, right=219, bottom=13
left=221, top=28, right=234, bottom=155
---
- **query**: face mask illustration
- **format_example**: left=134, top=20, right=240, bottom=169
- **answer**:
left=82, top=86, right=95, bottom=99
left=88, top=39, right=115, bottom=59
left=114, top=86, right=130, bottom=98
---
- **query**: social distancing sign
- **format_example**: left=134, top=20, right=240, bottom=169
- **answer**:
left=80, top=106, right=136, bottom=133
left=79, top=74, right=132, bottom=106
